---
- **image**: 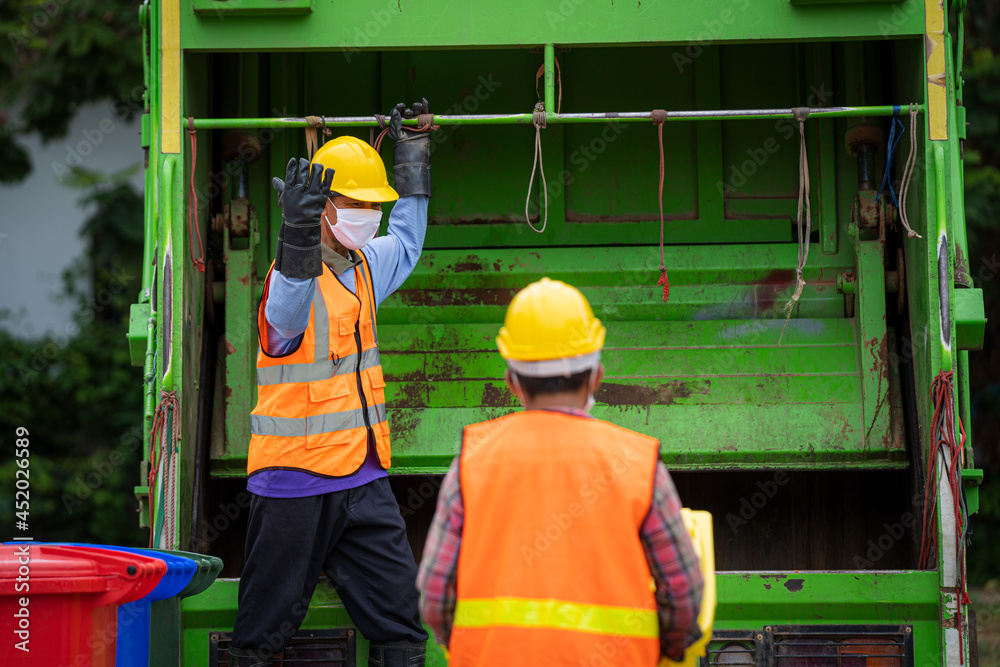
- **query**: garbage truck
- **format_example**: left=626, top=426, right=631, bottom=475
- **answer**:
left=128, top=0, right=986, bottom=663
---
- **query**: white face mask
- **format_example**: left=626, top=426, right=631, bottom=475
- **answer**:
left=584, top=367, right=600, bottom=412
left=326, top=205, right=382, bottom=250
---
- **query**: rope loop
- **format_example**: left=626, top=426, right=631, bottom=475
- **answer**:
left=372, top=114, right=391, bottom=153
left=304, top=115, right=321, bottom=158
left=524, top=102, right=549, bottom=234
left=186, top=118, right=205, bottom=273
left=532, top=105, right=547, bottom=130
left=651, top=109, right=669, bottom=301
left=898, top=103, right=923, bottom=239
left=779, top=110, right=813, bottom=342
left=148, top=389, right=180, bottom=547
left=416, top=113, right=439, bottom=132
left=534, top=57, right=563, bottom=114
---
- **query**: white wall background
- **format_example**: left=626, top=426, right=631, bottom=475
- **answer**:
left=0, top=102, right=143, bottom=338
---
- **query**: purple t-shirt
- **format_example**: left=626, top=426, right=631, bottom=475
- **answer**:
left=248, top=196, right=428, bottom=498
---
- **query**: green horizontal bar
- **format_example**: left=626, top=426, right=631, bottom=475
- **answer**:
left=715, top=571, right=940, bottom=623
left=385, top=374, right=861, bottom=409
left=405, top=245, right=853, bottom=287
left=379, top=318, right=856, bottom=353
left=368, top=402, right=906, bottom=471
left=378, top=290, right=846, bottom=325
left=190, top=105, right=923, bottom=130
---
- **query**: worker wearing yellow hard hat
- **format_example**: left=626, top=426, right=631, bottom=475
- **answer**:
left=417, top=277, right=711, bottom=666
left=233, top=100, right=433, bottom=667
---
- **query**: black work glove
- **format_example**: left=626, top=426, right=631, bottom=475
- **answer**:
left=388, top=98, right=432, bottom=198
left=270, top=157, right=334, bottom=279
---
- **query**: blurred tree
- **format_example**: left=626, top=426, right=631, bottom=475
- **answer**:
left=0, top=0, right=143, bottom=182
left=960, top=2, right=1000, bottom=584
left=0, top=169, right=146, bottom=545
left=0, top=0, right=145, bottom=539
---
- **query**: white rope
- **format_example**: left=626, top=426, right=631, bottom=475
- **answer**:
left=898, top=102, right=922, bottom=239
left=524, top=104, right=549, bottom=234
left=780, top=108, right=812, bottom=344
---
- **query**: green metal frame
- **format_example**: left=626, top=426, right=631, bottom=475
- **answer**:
left=190, top=105, right=924, bottom=130
left=133, top=0, right=985, bottom=662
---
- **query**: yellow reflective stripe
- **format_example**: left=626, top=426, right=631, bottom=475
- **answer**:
left=453, top=598, right=658, bottom=638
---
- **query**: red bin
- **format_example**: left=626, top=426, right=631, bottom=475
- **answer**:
left=0, top=543, right=165, bottom=667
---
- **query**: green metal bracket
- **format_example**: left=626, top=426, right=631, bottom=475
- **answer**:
left=854, top=235, right=896, bottom=452
left=219, top=200, right=258, bottom=473
left=192, top=0, right=313, bottom=16
left=135, top=461, right=149, bottom=529
left=128, top=302, right=152, bottom=367
left=962, top=468, right=983, bottom=516
left=954, top=287, right=986, bottom=350
left=544, top=43, right=555, bottom=117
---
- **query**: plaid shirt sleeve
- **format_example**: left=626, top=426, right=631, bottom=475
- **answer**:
left=416, top=458, right=463, bottom=648
left=641, top=461, right=705, bottom=662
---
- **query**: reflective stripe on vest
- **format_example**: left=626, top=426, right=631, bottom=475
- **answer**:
left=250, top=403, right=387, bottom=437
left=256, top=346, right=382, bottom=385
left=248, top=251, right=391, bottom=477
left=453, top=597, right=658, bottom=638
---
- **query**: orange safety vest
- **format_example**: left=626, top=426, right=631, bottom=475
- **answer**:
left=453, top=410, right=661, bottom=667
left=247, top=250, right=391, bottom=477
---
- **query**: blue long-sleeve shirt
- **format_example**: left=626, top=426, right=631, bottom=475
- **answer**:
left=249, top=195, right=428, bottom=498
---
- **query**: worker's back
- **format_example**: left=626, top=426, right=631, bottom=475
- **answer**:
left=452, top=409, right=662, bottom=667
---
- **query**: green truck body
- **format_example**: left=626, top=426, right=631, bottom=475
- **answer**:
left=131, top=0, right=986, bottom=663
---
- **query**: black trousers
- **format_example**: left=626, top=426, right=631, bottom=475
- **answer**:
left=232, top=477, right=428, bottom=654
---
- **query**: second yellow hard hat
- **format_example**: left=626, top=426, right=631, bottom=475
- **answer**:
left=496, top=278, right=606, bottom=369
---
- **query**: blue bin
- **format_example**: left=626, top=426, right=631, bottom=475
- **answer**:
left=48, top=544, right=196, bottom=667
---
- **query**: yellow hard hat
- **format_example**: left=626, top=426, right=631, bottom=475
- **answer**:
left=310, top=136, right=399, bottom=202
left=496, top=278, right=606, bottom=376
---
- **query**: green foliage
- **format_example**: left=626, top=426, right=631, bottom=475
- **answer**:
left=961, top=3, right=1000, bottom=585
left=0, top=175, right=146, bottom=546
left=0, top=0, right=143, bottom=182
left=969, top=475, right=1000, bottom=585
